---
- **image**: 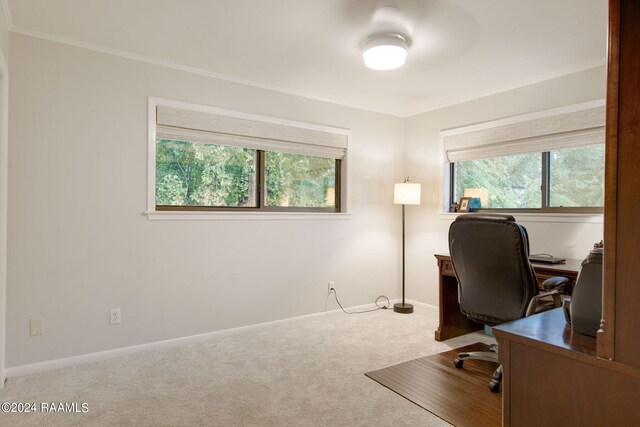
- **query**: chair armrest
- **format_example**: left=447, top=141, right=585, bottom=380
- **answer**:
left=525, top=290, right=563, bottom=317
left=541, top=276, right=570, bottom=291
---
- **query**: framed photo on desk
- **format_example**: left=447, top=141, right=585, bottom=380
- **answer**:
left=458, top=197, right=471, bottom=212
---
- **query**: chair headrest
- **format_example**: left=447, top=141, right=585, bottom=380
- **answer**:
left=453, top=213, right=516, bottom=224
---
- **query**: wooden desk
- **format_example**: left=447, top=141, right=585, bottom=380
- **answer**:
left=433, top=254, right=581, bottom=341
left=493, top=309, right=640, bottom=426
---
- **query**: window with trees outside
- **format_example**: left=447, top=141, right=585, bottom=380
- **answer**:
left=150, top=100, right=348, bottom=214
left=156, top=140, right=339, bottom=210
left=444, top=102, right=606, bottom=213
left=452, top=145, right=605, bottom=211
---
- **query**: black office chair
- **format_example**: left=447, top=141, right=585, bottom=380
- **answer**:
left=448, top=214, right=569, bottom=392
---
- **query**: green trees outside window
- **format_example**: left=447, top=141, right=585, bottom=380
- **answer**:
left=454, top=153, right=541, bottom=209
left=156, top=139, right=339, bottom=211
left=156, top=140, right=257, bottom=207
left=549, top=145, right=605, bottom=208
left=452, top=145, right=604, bottom=211
left=265, top=152, right=336, bottom=208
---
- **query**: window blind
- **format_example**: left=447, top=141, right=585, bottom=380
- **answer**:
left=443, top=105, right=605, bottom=163
left=156, top=106, right=348, bottom=159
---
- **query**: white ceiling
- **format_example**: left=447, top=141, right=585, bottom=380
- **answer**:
left=4, top=0, right=607, bottom=117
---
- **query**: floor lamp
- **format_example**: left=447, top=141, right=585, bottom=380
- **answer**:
left=393, top=178, right=421, bottom=314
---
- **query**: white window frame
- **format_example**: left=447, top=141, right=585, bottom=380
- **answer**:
left=146, top=97, right=351, bottom=220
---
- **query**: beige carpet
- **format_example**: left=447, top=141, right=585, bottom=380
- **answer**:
left=0, top=305, right=492, bottom=426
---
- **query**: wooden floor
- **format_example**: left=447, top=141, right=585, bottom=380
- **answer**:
left=365, top=342, right=501, bottom=427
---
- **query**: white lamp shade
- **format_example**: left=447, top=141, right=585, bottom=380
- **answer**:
left=363, top=34, right=408, bottom=70
left=394, top=183, right=421, bottom=205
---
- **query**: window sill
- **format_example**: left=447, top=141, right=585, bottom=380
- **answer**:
left=144, top=210, right=352, bottom=221
left=437, top=212, right=603, bottom=224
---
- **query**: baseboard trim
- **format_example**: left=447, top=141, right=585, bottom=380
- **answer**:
left=406, top=299, right=439, bottom=311
left=6, top=297, right=434, bottom=378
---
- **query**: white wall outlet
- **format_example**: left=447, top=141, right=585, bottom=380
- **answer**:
left=30, top=318, right=44, bottom=336
left=328, top=281, right=335, bottom=294
left=110, top=308, right=121, bottom=325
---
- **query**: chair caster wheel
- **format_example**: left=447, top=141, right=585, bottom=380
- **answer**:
left=453, top=358, right=464, bottom=368
left=488, top=380, right=501, bottom=393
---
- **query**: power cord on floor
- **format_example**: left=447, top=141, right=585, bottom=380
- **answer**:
left=324, top=287, right=390, bottom=315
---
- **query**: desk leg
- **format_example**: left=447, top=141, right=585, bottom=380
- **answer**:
left=435, top=274, right=483, bottom=341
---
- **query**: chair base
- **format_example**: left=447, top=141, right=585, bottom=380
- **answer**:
left=489, top=365, right=503, bottom=393
left=453, top=344, right=502, bottom=393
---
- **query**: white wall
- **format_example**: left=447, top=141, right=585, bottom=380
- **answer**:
left=7, top=34, right=406, bottom=367
left=0, top=5, right=8, bottom=62
left=404, top=65, right=607, bottom=306
left=0, top=2, right=9, bottom=384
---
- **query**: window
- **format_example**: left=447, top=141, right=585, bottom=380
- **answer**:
left=265, top=152, right=338, bottom=209
left=453, top=152, right=542, bottom=209
left=444, top=102, right=606, bottom=213
left=156, top=139, right=258, bottom=208
left=149, top=99, right=348, bottom=214
left=155, top=141, right=339, bottom=211
left=452, top=145, right=605, bottom=211
left=548, top=145, right=604, bottom=208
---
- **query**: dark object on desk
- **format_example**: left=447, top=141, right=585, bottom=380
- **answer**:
left=448, top=214, right=570, bottom=392
left=529, top=254, right=566, bottom=264
left=564, top=248, right=603, bottom=337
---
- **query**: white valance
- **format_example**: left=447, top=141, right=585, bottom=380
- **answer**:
left=156, top=106, right=348, bottom=160
left=443, top=103, right=606, bottom=163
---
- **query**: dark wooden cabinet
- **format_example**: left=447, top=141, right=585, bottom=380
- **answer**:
left=601, top=0, right=640, bottom=367
left=494, top=309, right=640, bottom=426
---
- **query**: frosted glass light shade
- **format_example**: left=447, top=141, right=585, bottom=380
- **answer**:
left=363, top=34, right=408, bottom=70
left=394, top=183, right=421, bottom=205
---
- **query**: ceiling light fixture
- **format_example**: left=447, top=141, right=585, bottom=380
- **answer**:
left=363, top=33, right=409, bottom=71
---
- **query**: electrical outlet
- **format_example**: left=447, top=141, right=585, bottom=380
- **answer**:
left=328, top=281, right=335, bottom=294
left=110, top=308, right=121, bottom=325
left=30, top=319, right=44, bottom=336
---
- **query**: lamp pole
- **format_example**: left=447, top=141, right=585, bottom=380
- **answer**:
left=402, top=203, right=408, bottom=306
left=394, top=179, right=415, bottom=314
